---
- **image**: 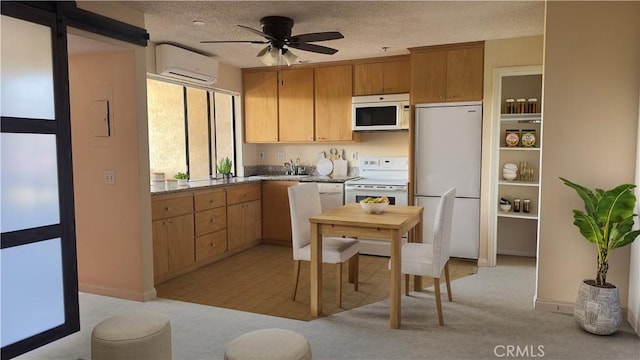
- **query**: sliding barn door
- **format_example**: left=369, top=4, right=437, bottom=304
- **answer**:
left=1, top=5, right=79, bottom=359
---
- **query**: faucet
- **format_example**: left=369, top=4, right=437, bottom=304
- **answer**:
left=284, top=160, right=297, bottom=175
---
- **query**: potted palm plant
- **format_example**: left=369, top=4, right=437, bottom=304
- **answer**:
left=560, top=177, right=640, bottom=335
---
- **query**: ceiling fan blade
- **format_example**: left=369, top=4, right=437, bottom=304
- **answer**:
left=288, top=42, right=338, bottom=55
left=200, top=40, right=268, bottom=44
left=289, top=31, right=344, bottom=43
left=238, top=24, right=277, bottom=41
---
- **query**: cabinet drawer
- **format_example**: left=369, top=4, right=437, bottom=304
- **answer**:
left=226, top=184, right=261, bottom=205
left=152, top=196, right=193, bottom=220
left=195, top=230, right=227, bottom=261
left=195, top=207, right=226, bottom=236
left=194, top=190, right=226, bottom=211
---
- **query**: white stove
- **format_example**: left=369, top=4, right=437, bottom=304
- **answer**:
left=344, top=157, right=409, bottom=256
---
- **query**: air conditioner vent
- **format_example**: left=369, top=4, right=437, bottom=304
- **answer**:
left=155, top=44, right=218, bottom=85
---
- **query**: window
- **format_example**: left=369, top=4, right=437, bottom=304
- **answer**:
left=147, top=78, right=236, bottom=181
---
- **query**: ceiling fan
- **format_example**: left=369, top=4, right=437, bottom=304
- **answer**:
left=201, top=16, right=344, bottom=66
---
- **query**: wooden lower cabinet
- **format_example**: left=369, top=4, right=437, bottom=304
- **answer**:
left=195, top=230, right=227, bottom=261
left=227, top=199, right=261, bottom=251
left=261, top=181, right=297, bottom=245
left=152, top=183, right=262, bottom=284
left=152, top=213, right=195, bottom=283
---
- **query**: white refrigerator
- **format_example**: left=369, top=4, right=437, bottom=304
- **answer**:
left=414, top=102, right=482, bottom=259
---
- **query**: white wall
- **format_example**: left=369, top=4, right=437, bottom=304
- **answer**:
left=537, top=1, right=639, bottom=313
left=629, top=81, right=640, bottom=335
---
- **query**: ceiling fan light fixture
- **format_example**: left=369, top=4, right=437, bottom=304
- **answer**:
left=282, top=48, right=298, bottom=66
left=259, top=46, right=280, bottom=66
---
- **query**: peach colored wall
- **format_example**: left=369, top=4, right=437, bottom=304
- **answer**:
left=69, top=50, right=150, bottom=300
left=537, top=1, right=639, bottom=312
left=480, top=36, right=544, bottom=266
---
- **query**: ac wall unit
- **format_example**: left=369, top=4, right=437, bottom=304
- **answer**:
left=155, top=44, right=218, bottom=85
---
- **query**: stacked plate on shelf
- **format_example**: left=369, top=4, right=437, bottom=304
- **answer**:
left=502, top=163, right=517, bottom=181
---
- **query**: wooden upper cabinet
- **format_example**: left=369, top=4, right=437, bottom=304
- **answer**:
left=278, top=68, right=315, bottom=142
left=445, top=46, right=484, bottom=102
left=353, top=58, right=410, bottom=96
left=411, top=50, right=447, bottom=103
left=314, top=65, right=354, bottom=142
left=243, top=70, right=278, bottom=142
left=411, top=42, right=484, bottom=104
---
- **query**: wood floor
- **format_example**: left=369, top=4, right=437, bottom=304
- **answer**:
left=156, top=244, right=478, bottom=321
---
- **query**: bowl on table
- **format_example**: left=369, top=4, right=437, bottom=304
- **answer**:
left=360, top=199, right=389, bottom=214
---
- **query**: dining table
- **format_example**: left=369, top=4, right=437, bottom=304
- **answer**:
left=308, top=203, right=424, bottom=329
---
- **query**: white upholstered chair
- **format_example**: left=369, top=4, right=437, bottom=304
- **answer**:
left=288, top=183, right=360, bottom=308
left=402, top=187, right=456, bottom=325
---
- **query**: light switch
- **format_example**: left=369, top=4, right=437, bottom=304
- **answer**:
left=89, top=100, right=110, bottom=137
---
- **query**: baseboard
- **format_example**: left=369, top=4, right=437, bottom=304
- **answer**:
left=477, top=258, right=489, bottom=267
left=79, top=282, right=146, bottom=302
left=143, top=288, right=157, bottom=301
left=497, top=249, right=536, bottom=257
left=628, top=308, right=640, bottom=337
left=534, top=298, right=574, bottom=314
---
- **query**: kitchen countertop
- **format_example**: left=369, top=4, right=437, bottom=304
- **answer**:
left=151, top=174, right=359, bottom=196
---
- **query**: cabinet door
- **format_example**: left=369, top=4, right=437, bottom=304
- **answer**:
left=353, top=62, right=384, bottom=95
left=445, top=46, right=484, bottom=101
left=226, top=203, right=244, bottom=251
left=261, top=181, right=297, bottom=245
left=382, top=59, right=410, bottom=94
left=152, top=219, right=169, bottom=282
left=167, top=213, right=195, bottom=271
left=411, top=50, right=447, bottom=103
left=314, top=65, right=354, bottom=141
left=244, top=70, right=278, bottom=142
left=278, top=68, right=314, bottom=142
left=245, top=200, right=262, bottom=245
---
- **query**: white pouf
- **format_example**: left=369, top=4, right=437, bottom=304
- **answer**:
left=91, top=311, right=172, bottom=360
left=224, top=328, right=312, bottom=360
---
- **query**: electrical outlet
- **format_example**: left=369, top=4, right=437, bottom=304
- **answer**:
left=259, top=151, right=265, bottom=160
left=104, top=170, right=115, bottom=185
left=352, top=152, right=358, bottom=161
left=277, top=151, right=285, bottom=160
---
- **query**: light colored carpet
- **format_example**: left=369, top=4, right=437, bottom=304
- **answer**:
left=16, top=256, right=639, bottom=360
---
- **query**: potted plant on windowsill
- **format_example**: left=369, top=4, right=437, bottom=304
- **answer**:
left=174, top=172, right=189, bottom=186
left=560, top=177, right=640, bottom=335
left=217, top=157, right=232, bottom=181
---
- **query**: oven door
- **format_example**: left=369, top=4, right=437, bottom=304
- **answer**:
left=344, top=185, right=408, bottom=206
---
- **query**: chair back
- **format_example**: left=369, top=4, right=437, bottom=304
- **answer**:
left=431, top=187, right=456, bottom=277
left=287, top=183, right=322, bottom=260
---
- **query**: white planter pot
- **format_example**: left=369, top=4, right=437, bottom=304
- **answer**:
left=574, top=279, right=622, bottom=335
left=177, top=179, right=188, bottom=187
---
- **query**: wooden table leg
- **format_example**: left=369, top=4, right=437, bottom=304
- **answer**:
left=310, top=222, right=322, bottom=317
left=390, top=229, right=401, bottom=329
left=414, top=217, right=424, bottom=292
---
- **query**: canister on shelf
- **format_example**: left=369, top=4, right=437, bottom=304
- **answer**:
left=527, top=98, right=538, bottom=113
left=523, top=199, right=531, bottom=213
left=520, top=129, right=537, bottom=148
left=516, top=98, right=526, bottom=113
left=505, top=129, right=520, bottom=147
left=513, top=198, right=521, bottom=212
left=505, top=98, right=515, bottom=114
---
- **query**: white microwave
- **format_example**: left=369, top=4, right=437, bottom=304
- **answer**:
left=352, top=93, right=410, bottom=131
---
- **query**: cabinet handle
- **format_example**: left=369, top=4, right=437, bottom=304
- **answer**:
left=309, top=136, right=314, bottom=140
left=165, top=207, right=171, bottom=211
left=210, top=243, right=214, bottom=247
left=210, top=219, right=216, bottom=223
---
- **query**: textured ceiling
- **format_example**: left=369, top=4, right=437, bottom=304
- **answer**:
left=117, top=1, right=545, bottom=69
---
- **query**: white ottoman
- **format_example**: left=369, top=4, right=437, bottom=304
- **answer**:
left=91, top=311, right=172, bottom=360
left=224, top=328, right=312, bottom=360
